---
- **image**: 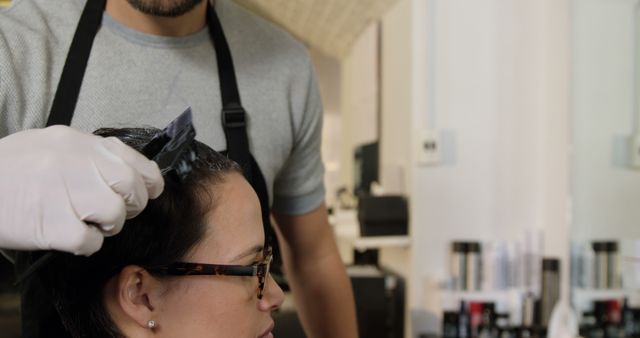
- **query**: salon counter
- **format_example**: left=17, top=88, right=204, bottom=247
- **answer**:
left=330, top=209, right=410, bottom=276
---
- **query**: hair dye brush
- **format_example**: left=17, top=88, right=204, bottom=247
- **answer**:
left=15, top=108, right=198, bottom=284
left=141, top=107, right=197, bottom=181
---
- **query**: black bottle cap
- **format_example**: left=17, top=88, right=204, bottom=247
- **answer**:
left=452, top=242, right=468, bottom=253
left=467, top=242, right=481, bottom=253
left=592, top=241, right=618, bottom=252
left=452, top=241, right=482, bottom=253
left=542, top=258, right=560, bottom=271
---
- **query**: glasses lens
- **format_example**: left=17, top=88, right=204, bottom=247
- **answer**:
left=258, top=275, right=265, bottom=299
left=257, top=248, right=273, bottom=299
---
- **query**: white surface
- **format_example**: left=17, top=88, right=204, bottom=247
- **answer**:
left=347, top=264, right=386, bottom=277
left=631, top=134, right=640, bottom=168
left=331, top=209, right=410, bottom=251
left=406, top=0, right=571, bottom=335
left=320, top=0, right=575, bottom=335
left=354, top=236, right=410, bottom=250
left=572, top=0, right=640, bottom=240
left=621, top=240, right=640, bottom=289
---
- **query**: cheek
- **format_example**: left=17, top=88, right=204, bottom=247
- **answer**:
left=155, top=277, right=261, bottom=338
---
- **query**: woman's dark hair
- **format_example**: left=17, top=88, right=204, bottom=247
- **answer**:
left=36, top=127, right=241, bottom=338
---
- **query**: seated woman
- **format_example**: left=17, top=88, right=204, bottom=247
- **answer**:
left=34, top=127, right=284, bottom=338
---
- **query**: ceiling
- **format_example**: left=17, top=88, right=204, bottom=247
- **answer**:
left=0, top=0, right=402, bottom=58
left=233, top=0, right=401, bottom=59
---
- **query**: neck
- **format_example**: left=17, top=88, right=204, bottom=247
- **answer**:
left=105, top=0, right=208, bottom=37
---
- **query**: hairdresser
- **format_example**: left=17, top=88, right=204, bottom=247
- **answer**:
left=0, top=0, right=358, bottom=338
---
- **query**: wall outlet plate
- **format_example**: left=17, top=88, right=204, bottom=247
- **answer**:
left=415, top=129, right=441, bottom=166
left=631, top=134, right=640, bottom=169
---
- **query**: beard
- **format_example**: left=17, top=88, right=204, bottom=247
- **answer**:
left=126, top=0, right=205, bottom=17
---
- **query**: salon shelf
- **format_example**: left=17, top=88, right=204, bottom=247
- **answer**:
left=353, top=236, right=410, bottom=250
left=331, top=209, right=410, bottom=249
left=572, top=288, right=640, bottom=312
left=439, top=289, right=515, bottom=310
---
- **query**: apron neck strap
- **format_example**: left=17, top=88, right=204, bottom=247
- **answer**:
left=46, top=0, right=106, bottom=127
left=207, top=5, right=252, bottom=179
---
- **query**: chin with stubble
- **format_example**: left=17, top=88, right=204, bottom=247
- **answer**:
left=127, top=0, right=204, bottom=17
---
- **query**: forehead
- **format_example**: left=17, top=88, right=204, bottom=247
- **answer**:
left=188, top=172, right=265, bottom=263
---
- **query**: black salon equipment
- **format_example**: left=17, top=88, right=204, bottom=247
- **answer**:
left=357, top=195, right=408, bottom=237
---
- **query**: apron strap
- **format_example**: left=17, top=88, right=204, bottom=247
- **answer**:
left=206, top=5, right=278, bottom=261
left=46, top=0, right=106, bottom=127
left=207, top=6, right=252, bottom=180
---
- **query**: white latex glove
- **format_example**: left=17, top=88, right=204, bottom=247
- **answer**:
left=0, top=125, right=164, bottom=255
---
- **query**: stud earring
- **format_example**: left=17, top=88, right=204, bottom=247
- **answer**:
left=147, top=320, right=156, bottom=329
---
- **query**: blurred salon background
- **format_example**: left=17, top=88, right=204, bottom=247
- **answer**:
left=2, top=0, right=640, bottom=337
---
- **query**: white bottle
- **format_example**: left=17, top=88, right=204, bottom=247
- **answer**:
left=547, top=300, right=579, bottom=338
left=581, top=243, right=595, bottom=289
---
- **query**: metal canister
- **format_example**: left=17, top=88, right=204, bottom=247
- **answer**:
left=540, top=258, right=560, bottom=327
left=592, top=241, right=619, bottom=289
left=466, top=242, right=482, bottom=291
left=451, top=242, right=468, bottom=291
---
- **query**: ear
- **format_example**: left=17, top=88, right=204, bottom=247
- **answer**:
left=114, top=265, right=162, bottom=329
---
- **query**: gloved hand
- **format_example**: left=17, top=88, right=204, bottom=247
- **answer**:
left=0, top=125, right=164, bottom=255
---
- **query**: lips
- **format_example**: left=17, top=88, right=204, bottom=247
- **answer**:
left=258, top=321, right=275, bottom=338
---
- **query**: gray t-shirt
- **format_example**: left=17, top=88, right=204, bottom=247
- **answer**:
left=0, top=0, right=325, bottom=215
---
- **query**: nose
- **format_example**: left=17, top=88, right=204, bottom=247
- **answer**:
left=258, top=273, right=285, bottom=311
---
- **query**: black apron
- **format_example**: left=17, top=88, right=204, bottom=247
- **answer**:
left=20, top=0, right=278, bottom=336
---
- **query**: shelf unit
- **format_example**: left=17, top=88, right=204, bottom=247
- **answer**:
left=353, top=236, right=410, bottom=251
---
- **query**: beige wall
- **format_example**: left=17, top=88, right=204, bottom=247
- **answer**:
left=380, top=0, right=413, bottom=196
left=339, top=23, right=380, bottom=192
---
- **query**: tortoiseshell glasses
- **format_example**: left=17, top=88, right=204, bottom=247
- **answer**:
left=146, top=246, right=273, bottom=299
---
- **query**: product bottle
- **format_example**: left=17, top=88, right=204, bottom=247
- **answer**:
left=495, top=313, right=511, bottom=338
left=469, top=302, right=484, bottom=338
left=459, top=301, right=469, bottom=338
left=442, top=311, right=459, bottom=338
left=451, top=242, right=467, bottom=291
left=522, top=292, right=536, bottom=328
left=607, top=242, right=620, bottom=289
left=605, top=299, right=622, bottom=338
left=622, top=298, right=640, bottom=337
left=467, top=242, right=482, bottom=291
left=540, top=258, right=560, bottom=328
left=593, top=241, right=619, bottom=289
left=582, top=243, right=595, bottom=289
